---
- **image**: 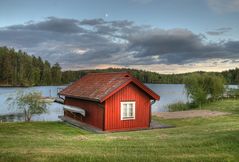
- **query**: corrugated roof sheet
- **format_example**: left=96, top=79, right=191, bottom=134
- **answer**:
left=59, top=72, right=160, bottom=102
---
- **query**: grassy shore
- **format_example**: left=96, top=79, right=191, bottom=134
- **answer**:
left=0, top=99, right=239, bottom=162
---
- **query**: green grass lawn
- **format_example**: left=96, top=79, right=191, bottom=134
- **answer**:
left=200, top=99, right=239, bottom=114
left=0, top=99, right=239, bottom=162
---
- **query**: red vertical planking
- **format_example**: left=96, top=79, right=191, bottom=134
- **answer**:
left=104, top=83, right=151, bottom=131
left=64, top=97, right=104, bottom=129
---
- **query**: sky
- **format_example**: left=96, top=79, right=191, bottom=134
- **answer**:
left=0, top=0, right=239, bottom=74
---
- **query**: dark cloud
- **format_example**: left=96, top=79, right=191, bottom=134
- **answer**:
left=0, top=17, right=238, bottom=68
left=80, top=18, right=105, bottom=25
left=7, top=17, right=84, bottom=33
left=224, top=41, right=239, bottom=53
left=206, top=27, right=232, bottom=36
left=127, top=28, right=231, bottom=64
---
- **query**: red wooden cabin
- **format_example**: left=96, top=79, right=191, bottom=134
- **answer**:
left=59, top=72, right=160, bottom=131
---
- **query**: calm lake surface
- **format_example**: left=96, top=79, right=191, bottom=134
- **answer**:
left=0, top=84, right=237, bottom=122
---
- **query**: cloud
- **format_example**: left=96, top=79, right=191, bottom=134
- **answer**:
left=206, top=27, right=232, bottom=36
left=208, top=0, right=239, bottom=13
left=7, top=17, right=85, bottom=33
left=0, top=17, right=238, bottom=71
left=80, top=18, right=105, bottom=26
left=127, top=28, right=239, bottom=64
left=207, top=27, right=232, bottom=36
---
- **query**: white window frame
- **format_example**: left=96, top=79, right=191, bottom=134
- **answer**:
left=120, top=101, right=136, bottom=120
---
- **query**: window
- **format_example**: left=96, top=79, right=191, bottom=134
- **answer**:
left=120, top=101, right=135, bottom=120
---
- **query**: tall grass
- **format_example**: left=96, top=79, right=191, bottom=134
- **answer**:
left=167, top=102, right=191, bottom=112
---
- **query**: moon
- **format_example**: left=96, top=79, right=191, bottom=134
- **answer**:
left=105, top=13, right=109, bottom=18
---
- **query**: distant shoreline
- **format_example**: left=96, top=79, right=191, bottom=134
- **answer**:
left=0, top=84, right=65, bottom=88
left=0, top=85, right=28, bottom=88
left=0, top=83, right=238, bottom=88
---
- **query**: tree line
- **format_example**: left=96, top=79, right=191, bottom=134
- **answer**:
left=62, top=68, right=239, bottom=85
left=0, top=47, right=61, bottom=86
left=0, top=46, right=239, bottom=86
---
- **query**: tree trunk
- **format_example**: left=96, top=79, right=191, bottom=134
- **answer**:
left=24, top=109, right=27, bottom=122
left=26, top=117, right=31, bottom=122
left=25, top=110, right=31, bottom=122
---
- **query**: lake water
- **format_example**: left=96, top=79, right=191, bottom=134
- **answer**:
left=0, top=84, right=237, bottom=122
left=0, top=86, right=66, bottom=122
left=145, top=84, right=189, bottom=112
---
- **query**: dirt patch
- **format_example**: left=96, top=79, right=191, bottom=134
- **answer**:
left=155, top=110, right=230, bottom=119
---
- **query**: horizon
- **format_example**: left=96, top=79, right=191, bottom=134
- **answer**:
left=62, top=66, right=238, bottom=75
left=0, top=0, right=239, bottom=74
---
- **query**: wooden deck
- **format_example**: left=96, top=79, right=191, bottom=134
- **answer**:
left=59, top=116, right=174, bottom=133
left=59, top=116, right=104, bottom=133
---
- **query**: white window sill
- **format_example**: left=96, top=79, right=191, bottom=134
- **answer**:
left=121, top=117, right=135, bottom=120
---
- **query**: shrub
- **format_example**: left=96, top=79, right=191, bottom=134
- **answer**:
left=184, top=73, right=225, bottom=108
left=7, top=91, right=49, bottom=122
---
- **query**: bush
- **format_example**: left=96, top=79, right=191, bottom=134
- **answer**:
left=7, top=91, right=49, bottom=122
left=167, top=102, right=191, bottom=112
left=184, top=73, right=225, bottom=108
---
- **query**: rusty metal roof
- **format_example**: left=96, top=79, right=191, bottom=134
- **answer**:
left=59, top=72, right=160, bottom=102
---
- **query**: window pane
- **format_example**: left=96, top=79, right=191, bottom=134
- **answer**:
left=129, top=107, right=133, bottom=117
left=128, top=103, right=133, bottom=109
left=123, top=104, right=127, bottom=117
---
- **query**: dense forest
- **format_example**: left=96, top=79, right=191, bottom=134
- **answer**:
left=0, top=47, right=62, bottom=86
left=0, top=46, right=239, bottom=86
left=61, top=67, right=239, bottom=85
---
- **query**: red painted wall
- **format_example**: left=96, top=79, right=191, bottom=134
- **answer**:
left=64, top=97, right=104, bottom=129
left=104, top=83, right=151, bottom=131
